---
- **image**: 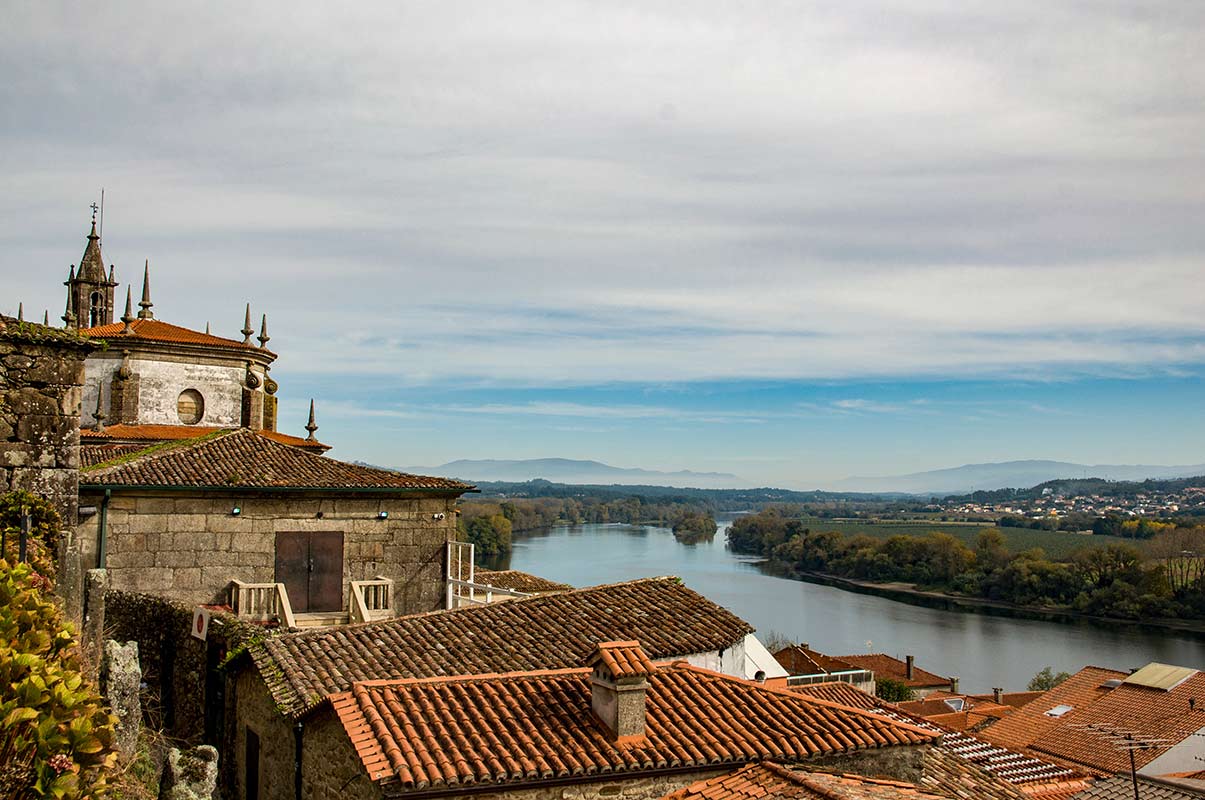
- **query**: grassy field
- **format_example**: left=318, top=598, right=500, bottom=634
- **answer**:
left=797, top=518, right=1146, bottom=560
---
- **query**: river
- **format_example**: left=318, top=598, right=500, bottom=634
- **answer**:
left=481, top=515, right=1205, bottom=693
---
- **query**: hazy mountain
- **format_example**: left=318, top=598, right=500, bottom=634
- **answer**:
left=832, top=460, right=1205, bottom=496
left=400, top=458, right=746, bottom=489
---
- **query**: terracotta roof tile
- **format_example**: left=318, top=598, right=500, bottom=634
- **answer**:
left=663, top=762, right=952, bottom=800
left=968, top=692, right=1044, bottom=710
left=80, top=428, right=470, bottom=491
left=330, top=657, right=940, bottom=794
left=81, top=423, right=328, bottom=451
left=1073, top=775, right=1205, bottom=800
left=834, top=655, right=951, bottom=689
left=591, top=640, right=659, bottom=679
left=473, top=568, right=572, bottom=593
left=976, top=667, right=1127, bottom=752
left=250, top=577, right=755, bottom=718
left=1023, top=670, right=1205, bottom=775
left=773, top=646, right=859, bottom=677
left=81, top=317, right=267, bottom=353
left=80, top=443, right=147, bottom=467
left=791, top=684, right=1087, bottom=794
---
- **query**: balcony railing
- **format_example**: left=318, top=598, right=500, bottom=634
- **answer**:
left=229, top=580, right=297, bottom=629
left=350, top=577, right=395, bottom=623
left=785, top=669, right=874, bottom=687
left=445, top=541, right=530, bottom=608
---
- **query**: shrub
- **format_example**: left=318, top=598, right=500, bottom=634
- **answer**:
left=0, top=559, right=118, bottom=798
left=0, top=491, right=62, bottom=580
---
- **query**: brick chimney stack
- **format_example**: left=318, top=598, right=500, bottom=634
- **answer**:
left=589, top=641, right=655, bottom=741
left=993, top=687, right=1003, bottom=704
left=905, top=655, right=915, bottom=680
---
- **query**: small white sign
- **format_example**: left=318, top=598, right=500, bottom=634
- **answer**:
left=191, top=607, right=211, bottom=641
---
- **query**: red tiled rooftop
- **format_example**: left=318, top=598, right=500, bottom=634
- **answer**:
left=250, top=576, right=756, bottom=718
left=591, top=640, right=658, bottom=678
left=791, top=683, right=1087, bottom=794
left=976, top=667, right=1127, bottom=752
left=663, top=762, right=952, bottom=800
left=80, top=428, right=469, bottom=492
left=773, top=645, right=858, bottom=677
left=81, top=317, right=268, bottom=353
left=329, top=657, right=939, bottom=794
left=473, top=568, right=572, bottom=593
left=81, top=423, right=328, bottom=452
left=834, top=654, right=951, bottom=689
left=1024, top=670, right=1205, bottom=775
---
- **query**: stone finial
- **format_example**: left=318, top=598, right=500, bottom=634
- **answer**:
left=43, top=310, right=49, bottom=325
left=16, top=302, right=23, bottom=322
left=108, top=265, right=115, bottom=284
left=241, top=304, right=254, bottom=345
left=205, top=321, right=210, bottom=335
left=92, top=385, right=106, bottom=432
left=137, top=261, right=154, bottom=320
left=258, top=314, right=270, bottom=349
left=120, top=287, right=136, bottom=334
left=62, top=292, right=75, bottom=327
left=305, top=399, right=318, bottom=442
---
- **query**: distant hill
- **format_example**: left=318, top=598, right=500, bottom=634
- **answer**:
left=398, top=458, right=747, bottom=489
left=833, top=460, right=1205, bottom=495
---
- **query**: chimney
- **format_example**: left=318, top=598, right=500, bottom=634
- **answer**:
left=993, top=687, right=1003, bottom=704
left=949, top=676, right=960, bottom=694
left=589, top=641, right=653, bottom=741
left=905, top=655, right=915, bottom=680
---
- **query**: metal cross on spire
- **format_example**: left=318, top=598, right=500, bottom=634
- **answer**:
left=90, top=202, right=99, bottom=222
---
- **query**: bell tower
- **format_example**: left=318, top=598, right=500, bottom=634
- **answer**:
left=64, top=206, right=117, bottom=329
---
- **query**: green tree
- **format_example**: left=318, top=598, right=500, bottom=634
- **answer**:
left=875, top=677, right=916, bottom=702
left=1027, top=666, right=1071, bottom=691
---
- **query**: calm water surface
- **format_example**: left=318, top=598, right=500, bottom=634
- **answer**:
left=483, top=515, right=1205, bottom=693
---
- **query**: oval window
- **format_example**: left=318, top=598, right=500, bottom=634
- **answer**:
left=177, top=389, right=205, bottom=425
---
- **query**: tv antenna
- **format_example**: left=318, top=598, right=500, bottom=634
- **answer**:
left=1071, top=723, right=1170, bottom=800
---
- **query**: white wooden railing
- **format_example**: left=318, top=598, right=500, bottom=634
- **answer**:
left=445, top=541, right=530, bottom=608
left=350, top=577, right=395, bottom=623
left=229, top=580, right=297, bottom=629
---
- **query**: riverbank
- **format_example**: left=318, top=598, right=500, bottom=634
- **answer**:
left=766, top=564, right=1205, bottom=635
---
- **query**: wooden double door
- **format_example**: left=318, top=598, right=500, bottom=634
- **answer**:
left=274, top=531, right=344, bottom=613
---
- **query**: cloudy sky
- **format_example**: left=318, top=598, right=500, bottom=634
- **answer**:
left=3, top=2, right=1203, bottom=487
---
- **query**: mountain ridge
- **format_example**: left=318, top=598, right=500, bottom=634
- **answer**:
left=396, top=457, right=746, bottom=489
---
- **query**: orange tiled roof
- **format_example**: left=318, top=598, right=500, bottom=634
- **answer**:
left=969, top=691, right=1044, bottom=710
left=80, top=317, right=269, bottom=353
left=473, top=568, right=572, bottom=593
left=976, top=667, right=1127, bottom=752
left=80, top=428, right=470, bottom=492
left=591, top=640, right=658, bottom=678
left=1071, top=775, right=1205, bottom=800
left=1023, top=670, right=1205, bottom=775
left=81, top=423, right=329, bottom=452
left=249, top=576, right=755, bottom=718
left=329, top=658, right=939, bottom=793
left=773, top=645, right=859, bottom=677
left=791, top=683, right=1087, bottom=793
left=835, top=654, right=951, bottom=689
left=663, top=761, right=951, bottom=800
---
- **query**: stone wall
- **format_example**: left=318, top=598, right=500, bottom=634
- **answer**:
left=0, top=321, right=91, bottom=528
left=232, top=670, right=298, bottom=800
left=77, top=490, right=458, bottom=613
